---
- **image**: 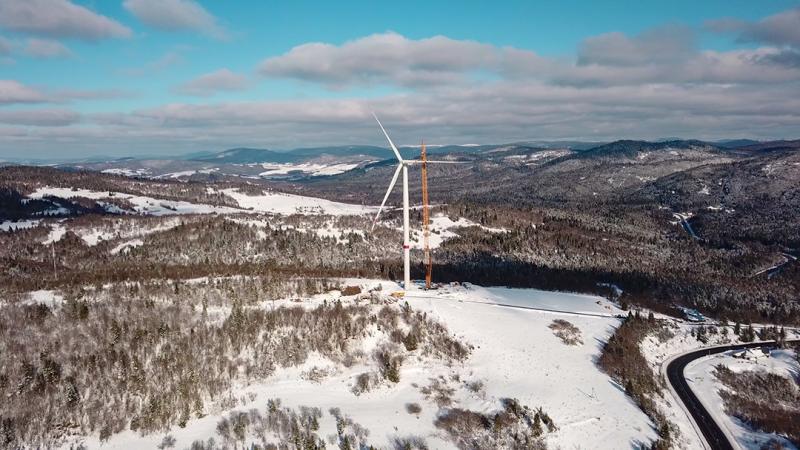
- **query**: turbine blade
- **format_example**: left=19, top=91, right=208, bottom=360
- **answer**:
left=372, top=112, right=403, bottom=162
left=371, top=164, right=403, bottom=231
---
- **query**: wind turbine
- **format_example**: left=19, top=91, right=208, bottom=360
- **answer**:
left=370, top=113, right=463, bottom=291
left=371, top=112, right=412, bottom=290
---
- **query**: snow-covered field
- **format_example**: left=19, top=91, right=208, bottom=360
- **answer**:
left=67, top=282, right=655, bottom=449
left=29, top=187, right=242, bottom=216
left=0, top=219, right=42, bottom=231
left=35, top=216, right=185, bottom=246
left=157, top=168, right=219, bottom=179
left=684, top=349, right=799, bottom=450
left=222, top=188, right=376, bottom=216
left=20, top=186, right=378, bottom=219
left=257, top=162, right=363, bottom=177
left=411, top=214, right=508, bottom=249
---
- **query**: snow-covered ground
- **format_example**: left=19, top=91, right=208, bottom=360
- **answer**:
left=258, top=162, right=362, bottom=177
left=101, top=168, right=151, bottom=177
left=411, top=214, right=508, bottom=249
left=109, top=238, right=144, bottom=254
left=25, top=186, right=377, bottom=218
left=29, top=187, right=242, bottom=216
left=38, top=216, right=185, bottom=246
left=222, top=188, right=376, bottom=216
left=0, top=219, right=42, bottom=232
left=67, top=281, right=656, bottom=449
left=1, top=290, right=67, bottom=307
left=156, top=168, right=219, bottom=179
left=684, top=349, right=798, bottom=450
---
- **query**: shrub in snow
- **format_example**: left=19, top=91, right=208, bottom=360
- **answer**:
left=405, top=403, right=422, bottom=415
left=548, top=319, right=583, bottom=346
left=420, top=377, right=456, bottom=408
left=351, top=372, right=378, bottom=396
left=374, top=343, right=404, bottom=383
left=434, top=398, right=552, bottom=450
left=714, top=365, right=800, bottom=446
left=391, top=434, right=429, bottom=449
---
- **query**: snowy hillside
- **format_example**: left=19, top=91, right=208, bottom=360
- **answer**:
left=49, top=281, right=655, bottom=450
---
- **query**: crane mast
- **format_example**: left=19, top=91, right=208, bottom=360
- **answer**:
left=421, top=141, right=432, bottom=289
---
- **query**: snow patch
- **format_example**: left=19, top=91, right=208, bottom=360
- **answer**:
left=110, top=239, right=144, bottom=254
left=29, top=187, right=242, bottom=216
left=0, top=219, right=41, bottom=232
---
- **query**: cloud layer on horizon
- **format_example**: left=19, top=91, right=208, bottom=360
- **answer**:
left=0, top=3, right=799, bottom=159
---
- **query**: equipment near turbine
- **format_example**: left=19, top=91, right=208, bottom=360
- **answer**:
left=371, top=113, right=459, bottom=291
left=421, top=141, right=432, bottom=289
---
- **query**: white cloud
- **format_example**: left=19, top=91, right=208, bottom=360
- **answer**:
left=0, top=79, right=131, bottom=107
left=24, top=38, right=72, bottom=58
left=2, top=15, right=800, bottom=158
left=5, top=77, right=793, bottom=157
left=0, top=36, right=12, bottom=55
left=260, top=31, right=800, bottom=89
left=577, top=25, right=695, bottom=67
left=0, top=0, right=131, bottom=41
left=123, top=0, right=227, bottom=39
left=259, top=32, right=523, bottom=87
left=707, top=7, right=800, bottom=47
left=175, top=68, right=248, bottom=96
left=0, top=108, right=79, bottom=126
left=0, top=80, right=46, bottom=104
left=119, top=47, right=188, bottom=77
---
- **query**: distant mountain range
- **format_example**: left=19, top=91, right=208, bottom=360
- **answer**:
left=2, top=138, right=796, bottom=183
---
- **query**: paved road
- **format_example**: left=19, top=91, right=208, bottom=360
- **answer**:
left=666, top=339, right=799, bottom=450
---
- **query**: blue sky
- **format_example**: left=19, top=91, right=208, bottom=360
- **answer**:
left=0, top=0, right=799, bottom=159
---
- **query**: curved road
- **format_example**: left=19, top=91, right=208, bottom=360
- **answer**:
left=666, top=339, right=800, bottom=450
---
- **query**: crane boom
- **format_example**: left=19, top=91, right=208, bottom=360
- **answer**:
left=421, top=141, right=432, bottom=289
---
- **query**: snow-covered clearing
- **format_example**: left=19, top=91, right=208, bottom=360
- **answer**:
left=684, top=349, right=798, bottom=450
left=43, top=223, right=66, bottom=244
left=222, top=188, right=376, bottom=216
left=157, top=168, right=219, bottom=179
left=38, top=217, right=184, bottom=246
left=4, top=290, right=66, bottom=307
left=109, top=239, right=144, bottom=254
left=258, top=162, right=362, bottom=177
left=27, top=186, right=376, bottom=219
left=72, top=281, right=655, bottom=450
left=411, top=214, right=508, bottom=249
left=29, top=187, right=242, bottom=216
left=0, top=219, right=41, bottom=232
left=101, top=168, right=151, bottom=177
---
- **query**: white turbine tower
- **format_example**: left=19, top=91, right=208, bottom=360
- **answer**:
left=371, top=113, right=412, bottom=290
